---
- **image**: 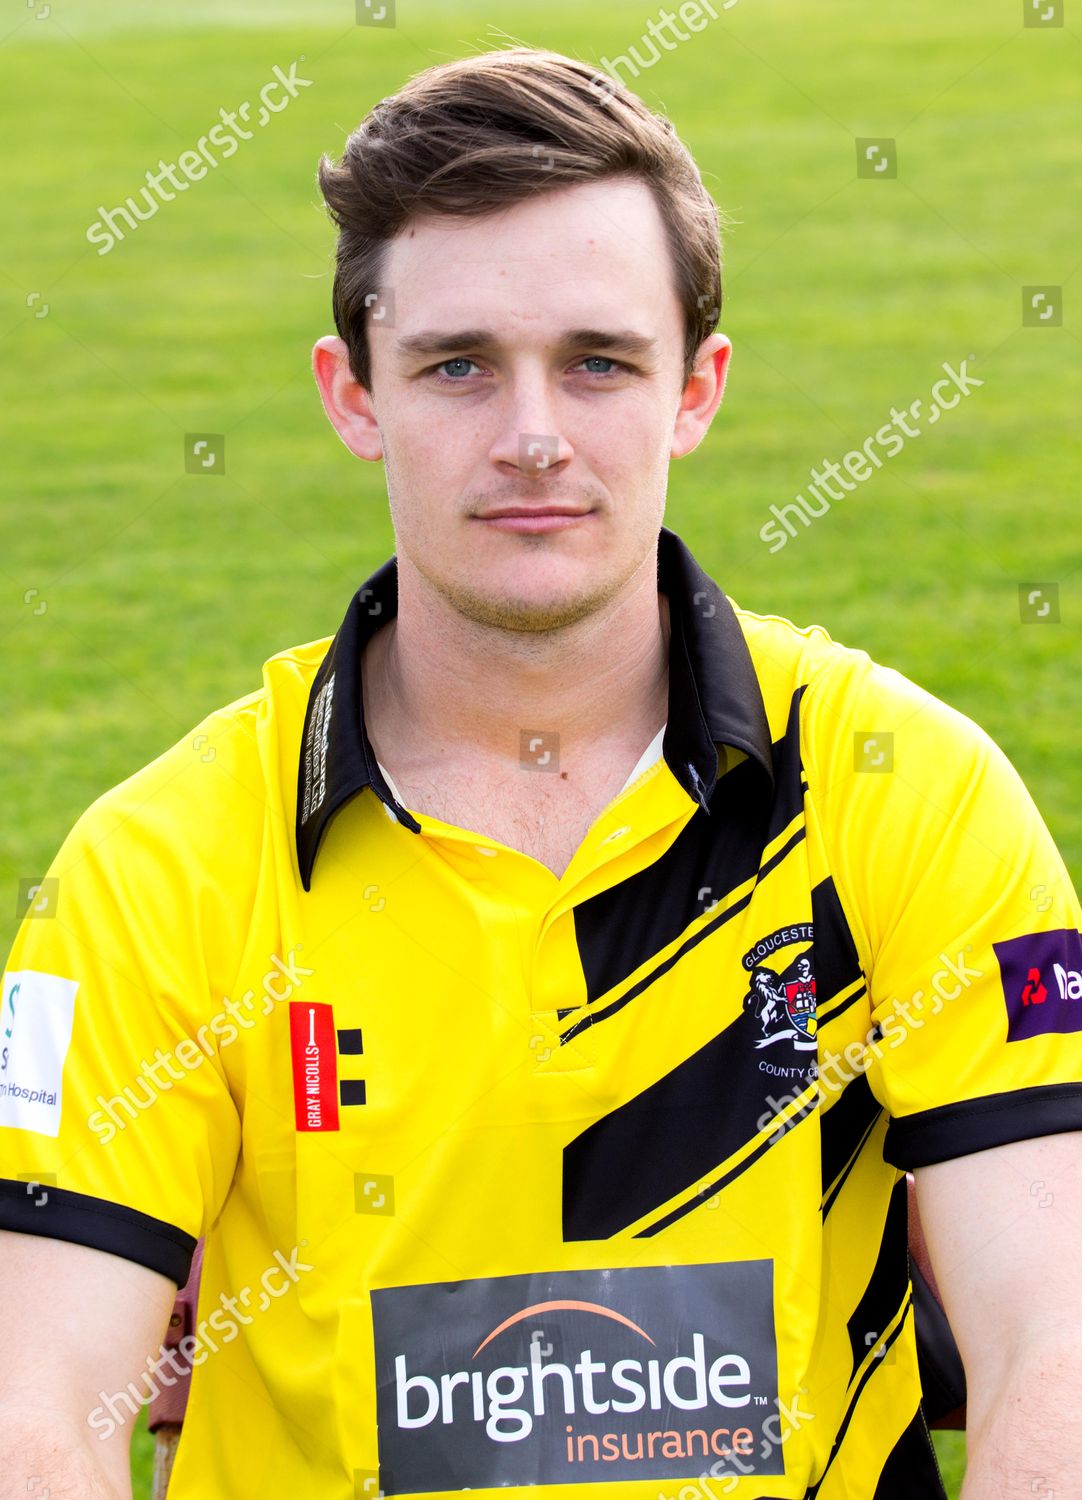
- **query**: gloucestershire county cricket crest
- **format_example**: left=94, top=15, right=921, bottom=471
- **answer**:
left=742, top=924, right=817, bottom=1051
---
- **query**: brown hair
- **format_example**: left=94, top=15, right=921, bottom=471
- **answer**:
left=316, top=47, right=725, bottom=391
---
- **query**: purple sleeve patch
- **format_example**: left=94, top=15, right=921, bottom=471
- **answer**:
left=994, top=929, right=1082, bottom=1042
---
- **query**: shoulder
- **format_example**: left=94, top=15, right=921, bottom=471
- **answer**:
left=729, top=599, right=997, bottom=773
left=59, top=632, right=335, bottom=888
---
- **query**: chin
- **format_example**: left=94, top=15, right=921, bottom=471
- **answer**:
left=446, top=577, right=607, bottom=634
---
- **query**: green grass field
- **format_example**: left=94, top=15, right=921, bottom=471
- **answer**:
left=4, top=0, right=1079, bottom=1493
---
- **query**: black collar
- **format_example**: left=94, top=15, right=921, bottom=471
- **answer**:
left=295, top=526, right=774, bottom=891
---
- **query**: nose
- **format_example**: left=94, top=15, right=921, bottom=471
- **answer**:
left=487, top=369, right=573, bottom=477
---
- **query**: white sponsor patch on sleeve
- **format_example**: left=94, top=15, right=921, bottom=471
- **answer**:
left=0, top=969, right=79, bottom=1137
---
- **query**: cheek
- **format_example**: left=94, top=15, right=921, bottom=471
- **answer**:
left=594, top=391, right=673, bottom=456
left=586, top=411, right=670, bottom=486
left=391, top=407, right=484, bottom=481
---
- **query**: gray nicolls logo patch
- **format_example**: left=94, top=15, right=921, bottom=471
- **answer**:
left=371, top=1261, right=782, bottom=1493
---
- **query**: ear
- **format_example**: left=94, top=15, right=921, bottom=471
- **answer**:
left=311, top=335, right=383, bottom=461
left=670, top=333, right=732, bottom=459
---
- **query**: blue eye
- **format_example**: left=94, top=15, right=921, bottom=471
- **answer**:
left=433, top=358, right=479, bottom=381
left=427, top=355, right=629, bottom=386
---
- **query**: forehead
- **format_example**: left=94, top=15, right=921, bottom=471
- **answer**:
left=381, top=176, right=679, bottom=335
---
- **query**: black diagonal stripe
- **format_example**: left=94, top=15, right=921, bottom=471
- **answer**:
left=871, top=1406, right=947, bottom=1498
left=817, top=982, right=867, bottom=1029
left=570, top=687, right=807, bottom=1009
left=636, top=1092, right=819, bottom=1237
left=559, top=824, right=806, bottom=1044
left=563, top=1002, right=816, bottom=1240
left=846, top=1176, right=910, bottom=1384
left=804, top=1293, right=913, bottom=1500
left=819, top=1073, right=883, bottom=1218
left=560, top=885, right=751, bottom=1040
left=811, top=876, right=863, bottom=1003
left=821, top=1105, right=881, bottom=1220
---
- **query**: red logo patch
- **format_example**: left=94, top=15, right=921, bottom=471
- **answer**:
left=1021, top=967, right=1048, bottom=1006
left=289, top=1001, right=339, bottom=1132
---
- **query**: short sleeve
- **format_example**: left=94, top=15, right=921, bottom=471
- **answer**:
left=804, top=649, right=1082, bottom=1170
left=0, top=727, right=251, bottom=1285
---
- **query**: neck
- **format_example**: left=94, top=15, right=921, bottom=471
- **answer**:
left=363, top=554, right=671, bottom=769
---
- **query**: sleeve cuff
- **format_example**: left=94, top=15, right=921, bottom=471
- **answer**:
left=883, top=1081, right=1082, bottom=1169
left=0, top=1178, right=196, bottom=1285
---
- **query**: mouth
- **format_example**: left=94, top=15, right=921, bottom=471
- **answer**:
left=474, top=506, right=595, bottom=533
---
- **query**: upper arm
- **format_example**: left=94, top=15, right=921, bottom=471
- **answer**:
left=0, top=746, right=247, bottom=1272
left=0, top=702, right=258, bottom=1488
left=0, top=1229, right=179, bottom=1492
left=804, top=650, right=1082, bottom=1162
left=803, top=650, right=1082, bottom=1408
left=913, top=1131, right=1082, bottom=1414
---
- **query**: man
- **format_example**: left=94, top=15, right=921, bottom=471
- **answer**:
left=1, top=46, right=1080, bottom=1500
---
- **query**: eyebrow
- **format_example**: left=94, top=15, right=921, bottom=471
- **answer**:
left=393, top=327, right=661, bottom=363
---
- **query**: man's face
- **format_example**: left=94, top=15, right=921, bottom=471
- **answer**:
left=316, top=175, right=730, bottom=634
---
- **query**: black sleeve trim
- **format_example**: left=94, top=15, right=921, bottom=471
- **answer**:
left=0, top=1179, right=195, bottom=1286
left=884, top=1082, right=1082, bottom=1170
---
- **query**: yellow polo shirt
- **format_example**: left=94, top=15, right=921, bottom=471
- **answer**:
left=2, top=525, right=1081, bottom=1499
